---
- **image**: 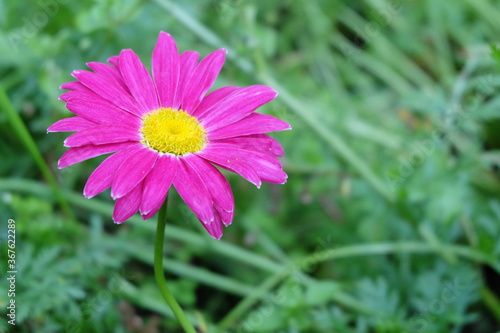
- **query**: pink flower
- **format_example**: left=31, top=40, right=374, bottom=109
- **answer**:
left=48, top=31, right=290, bottom=239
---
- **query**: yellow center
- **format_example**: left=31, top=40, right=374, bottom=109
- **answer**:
left=140, top=108, right=207, bottom=155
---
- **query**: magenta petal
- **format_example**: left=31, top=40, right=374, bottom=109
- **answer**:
left=113, top=181, right=143, bottom=223
left=213, top=134, right=275, bottom=156
left=216, top=203, right=234, bottom=227
left=173, top=51, right=199, bottom=110
left=64, top=126, right=141, bottom=147
left=83, top=146, right=141, bottom=198
left=153, top=32, right=180, bottom=109
left=47, top=117, right=96, bottom=133
left=201, top=208, right=224, bottom=240
left=72, top=69, right=142, bottom=116
left=207, top=113, right=291, bottom=140
left=184, top=154, right=233, bottom=213
left=181, top=49, right=227, bottom=113
left=217, top=134, right=284, bottom=157
left=86, top=62, right=130, bottom=93
left=60, top=81, right=91, bottom=92
left=59, top=90, right=82, bottom=102
left=108, top=55, right=120, bottom=68
left=200, top=85, right=277, bottom=131
left=191, top=86, right=240, bottom=118
left=268, top=135, right=284, bottom=157
left=140, top=154, right=178, bottom=215
left=141, top=199, right=163, bottom=220
left=119, top=49, right=159, bottom=113
left=173, top=158, right=215, bottom=224
left=107, top=56, right=124, bottom=80
left=58, top=142, right=138, bottom=169
left=196, top=148, right=261, bottom=188
left=60, top=87, right=98, bottom=102
left=65, top=93, right=141, bottom=127
left=111, top=147, right=158, bottom=199
left=202, top=142, right=287, bottom=184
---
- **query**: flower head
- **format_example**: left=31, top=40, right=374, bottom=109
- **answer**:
left=49, top=31, right=291, bottom=239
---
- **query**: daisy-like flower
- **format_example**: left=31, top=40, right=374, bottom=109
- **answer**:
left=48, top=31, right=290, bottom=239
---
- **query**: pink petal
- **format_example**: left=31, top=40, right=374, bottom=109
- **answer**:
left=268, top=135, right=285, bottom=157
left=202, top=142, right=287, bottom=184
left=140, top=154, right=178, bottom=215
left=200, top=85, right=277, bottom=131
left=191, top=86, right=239, bottom=118
left=107, top=55, right=124, bottom=80
left=207, top=113, right=291, bottom=140
left=213, top=134, right=276, bottom=156
left=64, top=92, right=141, bottom=127
left=201, top=208, right=224, bottom=240
left=223, top=143, right=285, bottom=184
left=86, top=62, right=130, bottom=93
left=83, top=146, right=142, bottom=198
left=181, top=49, right=227, bottom=113
left=113, top=181, right=143, bottom=223
left=108, top=55, right=120, bottom=68
left=172, top=51, right=199, bottom=110
left=141, top=199, right=164, bottom=220
left=59, top=90, right=81, bottom=102
left=47, top=117, right=96, bottom=133
left=119, top=49, right=159, bottom=113
left=153, top=31, right=180, bottom=109
left=72, top=69, right=142, bottom=116
left=216, top=203, right=234, bottom=227
left=196, top=148, right=261, bottom=188
left=111, top=147, right=158, bottom=199
left=58, top=142, right=138, bottom=169
left=60, top=81, right=91, bottom=92
left=64, top=126, right=141, bottom=147
left=173, top=158, right=214, bottom=224
left=184, top=154, right=233, bottom=213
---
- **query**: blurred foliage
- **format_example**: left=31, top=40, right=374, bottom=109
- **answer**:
left=1, top=0, right=500, bottom=332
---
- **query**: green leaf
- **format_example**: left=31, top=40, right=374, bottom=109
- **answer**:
left=491, top=44, right=500, bottom=71
left=304, top=280, right=341, bottom=306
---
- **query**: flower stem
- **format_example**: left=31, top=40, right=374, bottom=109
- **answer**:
left=154, top=197, right=197, bottom=333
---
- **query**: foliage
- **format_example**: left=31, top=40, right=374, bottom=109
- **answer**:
left=1, top=0, right=500, bottom=332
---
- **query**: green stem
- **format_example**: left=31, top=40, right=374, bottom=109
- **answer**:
left=481, top=285, right=500, bottom=323
left=0, top=178, right=283, bottom=274
left=154, top=198, right=197, bottom=333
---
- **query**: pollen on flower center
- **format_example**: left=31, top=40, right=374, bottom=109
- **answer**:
left=140, top=108, right=207, bottom=155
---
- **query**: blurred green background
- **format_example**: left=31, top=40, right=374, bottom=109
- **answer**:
left=1, top=0, right=500, bottom=332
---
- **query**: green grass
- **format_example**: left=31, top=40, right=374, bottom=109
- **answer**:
left=1, top=0, right=500, bottom=332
